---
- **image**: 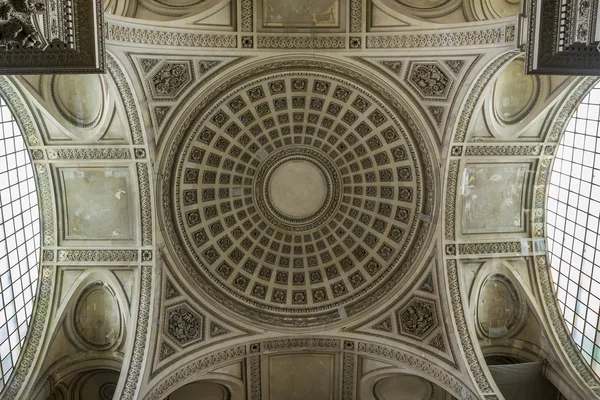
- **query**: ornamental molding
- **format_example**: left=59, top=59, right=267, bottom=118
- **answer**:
left=453, top=50, right=518, bottom=143
left=444, top=159, right=459, bottom=241
left=464, top=144, right=543, bottom=156
left=57, top=250, right=139, bottom=262
left=0, top=266, right=54, bottom=400
left=346, top=252, right=457, bottom=368
left=137, top=162, right=153, bottom=247
left=107, top=54, right=144, bottom=145
left=150, top=263, right=255, bottom=378
left=119, top=266, right=153, bottom=400
left=46, top=148, right=133, bottom=160
left=143, top=337, right=477, bottom=400
left=366, top=23, right=514, bottom=49
left=36, top=164, right=55, bottom=247
left=446, top=259, right=500, bottom=397
left=104, top=14, right=515, bottom=50
left=257, top=36, right=346, bottom=49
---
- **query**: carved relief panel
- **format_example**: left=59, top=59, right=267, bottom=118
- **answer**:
left=0, top=0, right=104, bottom=74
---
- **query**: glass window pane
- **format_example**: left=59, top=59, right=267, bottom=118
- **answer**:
left=0, top=97, right=40, bottom=388
left=548, top=82, right=600, bottom=380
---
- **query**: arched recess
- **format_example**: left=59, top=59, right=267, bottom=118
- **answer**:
left=374, top=0, right=519, bottom=23
left=141, top=337, right=478, bottom=400
left=442, top=50, right=522, bottom=400
left=360, top=370, right=456, bottom=399
left=164, top=377, right=243, bottom=400
left=26, top=270, right=130, bottom=400
left=466, top=259, right=582, bottom=398
left=374, top=0, right=464, bottom=23
left=107, top=0, right=233, bottom=23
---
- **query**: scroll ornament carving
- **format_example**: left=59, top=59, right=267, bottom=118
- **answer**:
left=409, top=63, right=450, bottom=98
left=165, top=305, right=204, bottom=347
left=0, top=0, right=45, bottom=50
left=398, top=298, right=438, bottom=339
left=151, top=62, right=191, bottom=98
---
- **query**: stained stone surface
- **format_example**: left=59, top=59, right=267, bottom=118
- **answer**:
left=268, top=159, right=327, bottom=219
left=163, top=60, right=436, bottom=327
left=52, top=74, right=105, bottom=127
left=493, top=59, right=538, bottom=125
left=74, top=284, right=121, bottom=349
left=261, top=0, right=340, bottom=28
left=268, top=354, right=334, bottom=400
left=59, top=167, right=133, bottom=242
left=461, top=163, right=528, bottom=234
left=477, top=274, right=522, bottom=338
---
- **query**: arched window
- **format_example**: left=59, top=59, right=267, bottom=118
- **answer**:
left=0, top=96, right=40, bottom=389
left=547, top=82, right=600, bottom=377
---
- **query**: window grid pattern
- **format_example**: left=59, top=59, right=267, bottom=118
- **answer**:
left=0, top=97, right=40, bottom=390
left=548, top=84, right=600, bottom=378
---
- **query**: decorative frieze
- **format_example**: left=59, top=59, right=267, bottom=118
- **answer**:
left=256, top=36, right=345, bottom=49
left=46, top=148, right=132, bottom=160
left=57, top=250, right=139, bottom=262
left=106, top=23, right=237, bottom=48
left=366, top=27, right=505, bottom=49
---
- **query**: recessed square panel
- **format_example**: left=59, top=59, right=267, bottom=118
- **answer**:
left=259, top=0, right=344, bottom=32
left=58, top=167, right=134, bottom=242
left=461, top=163, right=529, bottom=234
left=268, top=353, right=335, bottom=400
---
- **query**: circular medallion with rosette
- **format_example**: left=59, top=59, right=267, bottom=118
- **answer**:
left=161, top=58, right=437, bottom=328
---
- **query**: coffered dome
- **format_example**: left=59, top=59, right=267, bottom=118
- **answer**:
left=159, top=57, right=438, bottom=328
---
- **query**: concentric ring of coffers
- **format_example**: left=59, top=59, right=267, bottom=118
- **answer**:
left=160, top=58, right=437, bottom=328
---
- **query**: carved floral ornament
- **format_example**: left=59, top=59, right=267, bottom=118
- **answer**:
left=158, top=57, right=438, bottom=329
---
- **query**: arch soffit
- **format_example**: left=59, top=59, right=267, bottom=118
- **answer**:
left=141, top=336, right=478, bottom=400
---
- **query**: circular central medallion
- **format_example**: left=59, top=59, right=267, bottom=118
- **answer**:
left=268, top=160, right=327, bottom=219
left=254, top=147, right=341, bottom=232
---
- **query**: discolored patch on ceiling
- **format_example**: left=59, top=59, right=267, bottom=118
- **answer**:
left=57, top=167, right=135, bottom=243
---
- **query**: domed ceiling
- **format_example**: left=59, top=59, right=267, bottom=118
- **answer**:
left=159, top=58, right=437, bottom=328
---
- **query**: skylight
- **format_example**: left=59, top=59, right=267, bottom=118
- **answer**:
left=0, top=96, right=40, bottom=389
left=547, top=82, right=600, bottom=377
